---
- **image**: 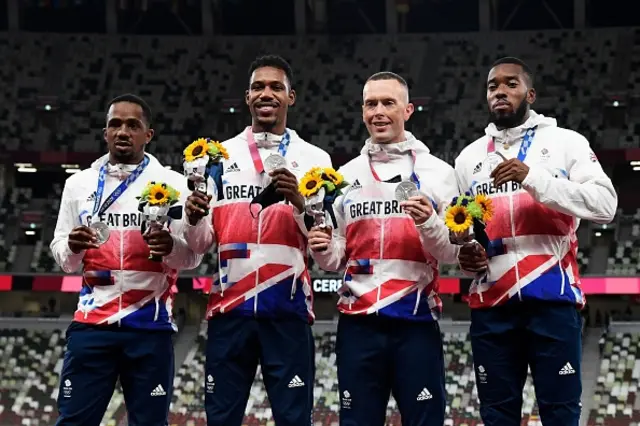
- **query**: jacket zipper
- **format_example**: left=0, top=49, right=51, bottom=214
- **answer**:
left=508, top=178, right=522, bottom=301
left=375, top=217, right=384, bottom=315
left=559, top=239, right=567, bottom=295
left=254, top=211, right=262, bottom=317
left=118, top=222, right=124, bottom=326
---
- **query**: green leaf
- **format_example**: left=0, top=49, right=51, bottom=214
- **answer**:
left=466, top=202, right=484, bottom=220
left=323, top=181, right=336, bottom=193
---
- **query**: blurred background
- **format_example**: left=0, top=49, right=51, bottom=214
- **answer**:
left=1, top=0, right=640, bottom=425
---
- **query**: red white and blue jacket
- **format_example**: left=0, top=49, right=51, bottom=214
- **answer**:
left=183, top=128, right=332, bottom=323
left=311, top=133, right=460, bottom=322
left=455, top=111, right=617, bottom=309
left=50, top=153, right=202, bottom=331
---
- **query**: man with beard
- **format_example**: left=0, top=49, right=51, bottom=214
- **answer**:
left=308, top=72, right=486, bottom=426
left=51, top=94, right=202, bottom=425
left=183, top=55, right=332, bottom=426
left=455, top=57, right=617, bottom=426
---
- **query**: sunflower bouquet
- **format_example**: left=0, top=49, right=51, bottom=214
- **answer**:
left=444, top=193, right=494, bottom=249
left=183, top=137, right=229, bottom=194
left=137, top=181, right=183, bottom=261
left=298, top=167, right=349, bottom=228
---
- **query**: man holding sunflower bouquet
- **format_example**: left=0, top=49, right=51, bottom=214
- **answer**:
left=308, top=72, right=485, bottom=426
left=50, top=94, right=202, bottom=426
left=183, top=55, right=332, bottom=426
left=455, top=57, right=617, bottom=426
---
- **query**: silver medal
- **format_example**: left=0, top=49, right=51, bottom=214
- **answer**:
left=90, top=221, right=110, bottom=245
left=263, top=154, right=287, bottom=172
left=483, top=153, right=504, bottom=173
left=394, top=181, right=420, bottom=202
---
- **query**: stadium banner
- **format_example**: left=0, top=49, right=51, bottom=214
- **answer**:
left=2, top=274, right=640, bottom=295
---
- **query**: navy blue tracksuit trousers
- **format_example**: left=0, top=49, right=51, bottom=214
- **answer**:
left=470, top=301, right=582, bottom=426
left=55, top=322, right=175, bottom=426
left=336, top=314, right=446, bottom=426
left=204, top=315, right=315, bottom=426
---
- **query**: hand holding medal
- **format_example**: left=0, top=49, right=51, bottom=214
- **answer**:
left=483, top=151, right=506, bottom=174
left=137, top=181, right=181, bottom=262
left=264, top=154, right=287, bottom=173
left=67, top=225, right=101, bottom=253
left=298, top=167, right=349, bottom=228
left=394, top=180, right=421, bottom=202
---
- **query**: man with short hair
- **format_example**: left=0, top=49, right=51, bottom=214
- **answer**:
left=51, top=94, right=202, bottom=425
left=456, top=57, right=617, bottom=426
left=183, top=55, right=332, bottom=426
left=309, top=71, right=484, bottom=426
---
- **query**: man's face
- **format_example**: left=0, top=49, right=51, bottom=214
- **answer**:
left=245, top=66, right=295, bottom=131
left=487, top=63, right=536, bottom=128
left=362, top=79, right=414, bottom=144
left=103, top=102, right=153, bottom=164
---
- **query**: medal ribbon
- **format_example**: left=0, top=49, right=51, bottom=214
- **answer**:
left=246, top=127, right=291, bottom=174
left=487, top=126, right=537, bottom=162
left=369, top=149, right=421, bottom=189
left=93, top=155, right=150, bottom=218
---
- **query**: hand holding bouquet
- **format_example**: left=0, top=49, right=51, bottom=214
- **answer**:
left=137, top=181, right=182, bottom=262
left=298, top=167, right=349, bottom=228
left=183, top=138, right=229, bottom=193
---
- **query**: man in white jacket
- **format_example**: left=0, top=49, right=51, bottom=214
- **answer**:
left=308, top=72, right=485, bottom=426
left=183, top=55, right=332, bottom=426
left=456, top=57, right=617, bottom=426
left=50, top=94, right=202, bottom=425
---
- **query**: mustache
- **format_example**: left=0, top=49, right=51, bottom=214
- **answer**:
left=254, top=101, right=279, bottom=108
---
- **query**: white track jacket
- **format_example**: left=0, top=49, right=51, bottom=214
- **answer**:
left=455, top=110, right=617, bottom=309
left=183, top=128, right=332, bottom=322
left=312, top=132, right=460, bottom=321
left=50, top=153, right=202, bottom=331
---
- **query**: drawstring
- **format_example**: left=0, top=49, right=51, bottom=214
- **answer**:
left=154, top=296, right=159, bottom=321
left=413, top=287, right=421, bottom=315
left=558, top=238, right=568, bottom=296
left=291, top=279, right=297, bottom=300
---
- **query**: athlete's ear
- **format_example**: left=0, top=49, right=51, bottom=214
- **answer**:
left=526, top=88, right=536, bottom=105
left=146, top=128, right=154, bottom=144
left=103, top=128, right=107, bottom=142
left=404, top=103, right=414, bottom=122
left=288, top=89, right=296, bottom=107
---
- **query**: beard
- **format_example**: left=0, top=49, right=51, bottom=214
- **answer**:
left=489, top=101, right=528, bottom=129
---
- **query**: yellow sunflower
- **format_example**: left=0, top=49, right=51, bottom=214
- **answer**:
left=307, top=167, right=324, bottom=177
left=474, top=194, right=494, bottom=222
left=299, top=173, right=323, bottom=197
left=322, top=167, right=344, bottom=185
left=184, top=138, right=210, bottom=162
left=207, top=140, right=229, bottom=160
left=445, top=205, right=473, bottom=233
left=148, top=183, right=171, bottom=205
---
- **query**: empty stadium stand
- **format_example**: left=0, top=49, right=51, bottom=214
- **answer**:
left=588, top=332, right=640, bottom=425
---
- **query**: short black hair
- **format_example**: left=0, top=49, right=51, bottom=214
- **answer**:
left=366, top=71, right=409, bottom=89
left=107, top=94, right=153, bottom=128
left=248, top=55, right=294, bottom=89
left=365, top=71, right=410, bottom=102
left=491, top=57, right=534, bottom=86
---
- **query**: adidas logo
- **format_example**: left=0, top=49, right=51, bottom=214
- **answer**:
left=559, top=362, right=575, bottom=375
left=473, top=162, right=482, bottom=174
left=86, top=191, right=96, bottom=202
left=288, top=375, right=305, bottom=388
left=150, top=384, right=167, bottom=396
left=417, top=388, right=432, bottom=401
left=351, top=179, right=361, bottom=189
left=225, top=162, right=240, bottom=173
